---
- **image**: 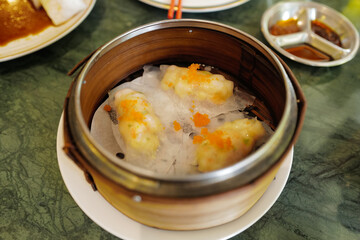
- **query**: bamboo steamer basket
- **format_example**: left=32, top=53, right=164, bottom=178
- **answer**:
left=62, top=19, right=306, bottom=230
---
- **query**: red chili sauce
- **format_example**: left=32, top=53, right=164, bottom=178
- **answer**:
left=0, top=0, right=53, bottom=46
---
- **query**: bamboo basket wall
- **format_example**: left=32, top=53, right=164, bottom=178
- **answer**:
left=62, top=19, right=306, bottom=230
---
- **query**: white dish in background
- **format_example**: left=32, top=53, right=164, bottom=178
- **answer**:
left=56, top=114, right=293, bottom=240
left=139, top=0, right=249, bottom=13
left=261, top=1, right=359, bottom=67
left=0, top=0, right=96, bottom=62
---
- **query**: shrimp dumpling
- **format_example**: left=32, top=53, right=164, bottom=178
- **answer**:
left=113, top=89, right=163, bottom=158
left=194, top=118, right=266, bottom=172
left=161, top=64, right=234, bottom=104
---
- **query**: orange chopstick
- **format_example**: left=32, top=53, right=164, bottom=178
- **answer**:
left=168, top=0, right=182, bottom=19
left=175, top=0, right=182, bottom=19
left=168, top=0, right=175, bottom=19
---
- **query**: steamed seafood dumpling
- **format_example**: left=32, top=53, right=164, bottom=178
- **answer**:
left=161, top=64, right=234, bottom=104
left=114, top=89, right=163, bottom=158
left=194, top=118, right=266, bottom=172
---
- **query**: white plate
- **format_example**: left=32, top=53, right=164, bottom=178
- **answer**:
left=56, top=114, right=293, bottom=240
left=139, top=0, right=250, bottom=13
left=0, top=0, right=96, bottom=62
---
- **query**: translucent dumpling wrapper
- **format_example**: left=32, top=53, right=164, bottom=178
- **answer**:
left=90, top=65, right=272, bottom=175
left=113, top=89, right=163, bottom=159
left=194, top=118, right=266, bottom=172
left=161, top=64, right=234, bottom=104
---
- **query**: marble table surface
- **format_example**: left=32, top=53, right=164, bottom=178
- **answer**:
left=0, top=0, right=359, bottom=239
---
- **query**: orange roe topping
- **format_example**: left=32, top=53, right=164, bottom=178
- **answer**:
left=131, top=128, right=137, bottom=139
left=193, top=128, right=232, bottom=150
left=118, top=99, right=146, bottom=124
left=142, top=100, right=149, bottom=107
left=103, top=104, right=112, bottom=112
left=192, top=112, right=210, bottom=128
left=188, top=63, right=200, bottom=72
left=200, top=127, right=208, bottom=135
left=189, top=103, right=195, bottom=113
left=193, top=135, right=204, bottom=144
left=120, top=99, right=137, bottom=110
left=207, top=130, right=232, bottom=150
left=173, top=120, right=181, bottom=131
left=182, top=63, right=211, bottom=86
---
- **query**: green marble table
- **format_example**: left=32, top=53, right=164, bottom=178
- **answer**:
left=1, top=0, right=359, bottom=239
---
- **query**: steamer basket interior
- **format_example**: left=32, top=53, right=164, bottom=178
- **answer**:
left=79, top=27, right=286, bottom=130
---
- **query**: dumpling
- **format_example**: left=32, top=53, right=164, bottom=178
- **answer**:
left=113, top=89, right=163, bottom=158
left=161, top=64, right=234, bottom=104
left=193, top=118, right=266, bottom=172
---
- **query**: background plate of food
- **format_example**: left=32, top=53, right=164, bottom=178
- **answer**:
left=0, top=0, right=96, bottom=62
left=139, top=0, right=250, bottom=13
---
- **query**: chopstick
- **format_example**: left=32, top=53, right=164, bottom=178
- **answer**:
left=167, top=0, right=182, bottom=19
left=175, top=0, right=182, bottom=19
left=167, top=0, right=175, bottom=19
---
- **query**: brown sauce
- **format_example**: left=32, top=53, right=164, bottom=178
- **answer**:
left=285, top=44, right=331, bottom=61
left=269, top=18, right=301, bottom=36
left=269, top=18, right=342, bottom=47
left=311, top=20, right=342, bottom=47
left=0, top=0, right=53, bottom=46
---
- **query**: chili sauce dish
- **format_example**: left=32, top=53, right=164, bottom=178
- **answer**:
left=261, top=1, right=359, bottom=67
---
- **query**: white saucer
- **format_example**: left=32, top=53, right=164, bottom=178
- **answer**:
left=139, top=0, right=250, bottom=13
left=56, top=114, right=293, bottom=240
left=0, top=0, right=96, bottom=62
